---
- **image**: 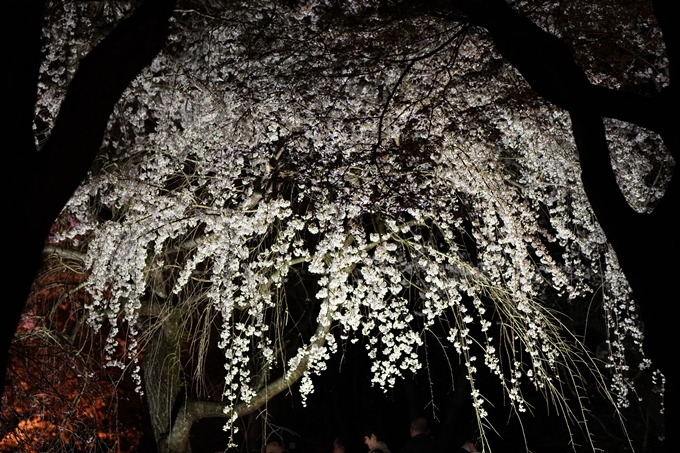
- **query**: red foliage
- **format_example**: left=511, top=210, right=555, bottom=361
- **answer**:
left=1, top=254, right=146, bottom=452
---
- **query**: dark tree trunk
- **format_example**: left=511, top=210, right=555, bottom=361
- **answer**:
left=449, top=0, right=677, bottom=446
left=145, top=311, right=184, bottom=453
left=3, top=0, right=176, bottom=396
left=4, top=0, right=48, bottom=402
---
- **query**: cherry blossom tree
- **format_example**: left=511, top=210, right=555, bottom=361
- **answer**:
left=4, top=0, right=675, bottom=452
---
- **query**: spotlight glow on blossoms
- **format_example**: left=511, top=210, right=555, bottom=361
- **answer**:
left=41, top=0, right=670, bottom=450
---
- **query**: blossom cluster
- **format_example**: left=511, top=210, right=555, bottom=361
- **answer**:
left=39, top=0, right=669, bottom=443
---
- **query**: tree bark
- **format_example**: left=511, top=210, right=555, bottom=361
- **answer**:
left=4, top=0, right=48, bottom=400
left=145, top=310, right=184, bottom=453
left=449, top=0, right=676, bottom=444
left=3, top=0, right=176, bottom=396
left=451, top=0, right=677, bottom=158
left=165, top=309, right=334, bottom=453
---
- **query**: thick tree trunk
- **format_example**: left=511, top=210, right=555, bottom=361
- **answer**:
left=4, top=0, right=48, bottom=401
left=145, top=310, right=184, bottom=453
left=3, top=0, right=176, bottom=396
left=449, top=0, right=676, bottom=445
left=570, top=111, right=676, bottom=446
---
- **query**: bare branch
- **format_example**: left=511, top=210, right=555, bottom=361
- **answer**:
left=166, top=307, right=334, bottom=453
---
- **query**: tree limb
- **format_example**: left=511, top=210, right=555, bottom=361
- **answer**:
left=166, top=307, right=334, bottom=453
left=4, top=0, right=176, bottom=396
left=453, top=0, right=676, bottom=159
left=448, top=0, right=677, bottom=425
left=43, top=244, right=87, bottom=262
